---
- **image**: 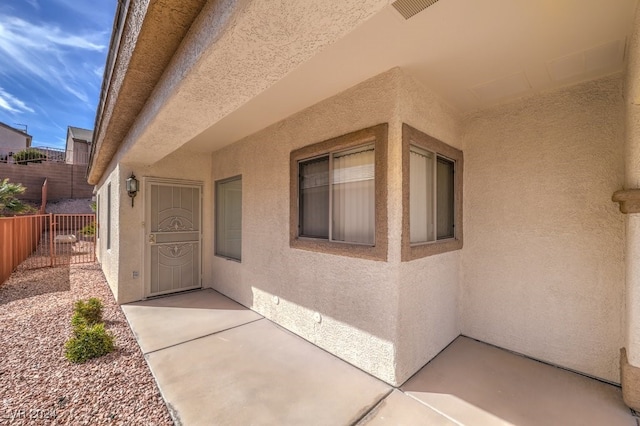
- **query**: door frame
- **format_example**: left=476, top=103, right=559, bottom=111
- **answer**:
left=143, top=177, right=204, bottom=298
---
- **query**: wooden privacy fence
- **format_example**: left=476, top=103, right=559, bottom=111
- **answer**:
left=0, top=213, right=96, bottom=285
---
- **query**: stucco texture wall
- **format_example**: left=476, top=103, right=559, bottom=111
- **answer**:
left=95, top=147, right=212, bottom=304
left=209, top=68, right=463, bottom=385
left=96, top=164, right=121, bottom=301
left=394, top=72, right=463, bottom=382
left=211, top=69, right=401, bottom=384
left=461, top=75, right=626, bottom=383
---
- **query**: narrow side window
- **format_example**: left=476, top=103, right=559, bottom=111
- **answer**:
left=215, top=176, right=242, bottom=261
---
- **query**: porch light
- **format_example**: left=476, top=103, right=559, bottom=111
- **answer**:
left=126, top=173, right=139, bottom=207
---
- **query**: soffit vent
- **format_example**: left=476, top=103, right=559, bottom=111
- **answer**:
left=392, top=0, right=440, bottom=20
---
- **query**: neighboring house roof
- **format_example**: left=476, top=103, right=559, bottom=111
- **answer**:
left=68, top=126, right=93, bottom=143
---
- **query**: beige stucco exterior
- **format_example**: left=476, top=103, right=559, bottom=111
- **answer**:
left=89, top=0, right=640, bottom=403
left=96, top=147, right=212, bottom=304
left=462, top=75, right=626, bottom=383
left=620, top=2, right=640, bottom=409
left=95, top=65, right=630, bottom=385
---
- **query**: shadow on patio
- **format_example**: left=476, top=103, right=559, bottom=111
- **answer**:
left=121, top=288, right=638, bottom=425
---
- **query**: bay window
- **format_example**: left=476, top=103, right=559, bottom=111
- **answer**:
left=290, top=124, right=388, bottom=261
left=402, top=124, right=463, bottom=261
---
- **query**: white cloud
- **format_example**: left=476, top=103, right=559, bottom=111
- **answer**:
left=0, top=14, right=107, bottom=103
left=25, top=0, right=40, bottom=10
left=93, top=65, right=105, bottom=79
left=0, top=87, right=34, bottom=113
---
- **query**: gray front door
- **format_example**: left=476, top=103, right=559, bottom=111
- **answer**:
left=145, top=180, right=202, bottom=297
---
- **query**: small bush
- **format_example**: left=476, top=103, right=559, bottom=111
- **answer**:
left=80, top=222, right=96, bottom=237
left=13, top=148, right=46, bottom=164
left=64, top=323, right=115, bottom=363
left=70, top=312, right=88, bottom=329
left=73, top=297, right=103, bottom=326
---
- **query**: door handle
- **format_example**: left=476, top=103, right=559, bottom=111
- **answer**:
left=149, top=234, right=156, bottom=244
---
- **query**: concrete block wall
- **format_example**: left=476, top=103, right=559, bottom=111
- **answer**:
left=0, top=162, right=93, bottom=201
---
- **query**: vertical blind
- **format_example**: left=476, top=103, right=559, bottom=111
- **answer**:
left=410, top=148, right=434, bottom=243
left=332, top=145, right=375, bottom=244
left=299, top=144, right=375, bottom=245
left=410, top=145, right=455, bottom=244
left=216, top=177, right=242, bottom=260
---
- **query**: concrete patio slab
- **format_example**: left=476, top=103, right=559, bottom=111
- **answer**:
left=401, top=337, right=636, bottom=426
left=357, top=390, right=456, bottom=425
left=145, top=318, right=391, bottom=425
left=122, top=289, right=262, bottom=354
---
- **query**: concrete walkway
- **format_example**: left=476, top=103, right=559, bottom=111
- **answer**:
left=122, top=289, right=637, bottom=426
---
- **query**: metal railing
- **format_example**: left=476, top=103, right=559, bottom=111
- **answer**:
left=0, top=213, right=96, bottom=284
left=0, top=147, right=90, bottom=165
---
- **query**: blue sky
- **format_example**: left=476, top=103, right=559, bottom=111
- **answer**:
left=0, top=0, right=116, bottom=150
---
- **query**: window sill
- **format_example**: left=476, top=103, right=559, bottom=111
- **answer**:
left=291, top=237, right=386, bottom=261
left=215, top=254, right=241, bottom=263
left=402, top=238, right=462, bottom=262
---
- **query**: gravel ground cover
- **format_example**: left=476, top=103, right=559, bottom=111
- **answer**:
left=44, top=199, right=93, bottom=215
left=0, top=263, right=173, bottom=425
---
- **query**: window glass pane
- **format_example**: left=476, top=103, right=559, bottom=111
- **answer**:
left=332, top=144, right=375, bottom=244
left=410, top=146, right=434, bottom=243
left=299, top=156, right=329, bottom=238
left=216, top=177, right=242, bottom=260
left=437, top=157, right=455, bottom=240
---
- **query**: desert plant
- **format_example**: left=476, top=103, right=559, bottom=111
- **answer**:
left=13, top=148, right=46, bottom=164
left=73, top=297, right=103, bottom=326
left=64, top=322, right=115, bottom=363
left=80, top=222, right=96, bottom=237
left=0, top=178, right=34, bottom=216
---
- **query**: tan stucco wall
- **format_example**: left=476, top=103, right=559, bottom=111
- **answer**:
left=462, top=75, right=626, bottom=383
left=95, top=147, right=212, bottom=304
left=210, top=69, right=401, bottom=384
left=395, top=72, right=463, bottom=382
left=95, top=163, right=121, bottom=300
left=623, top=2, right=640, bottom=369
left=117, top=0, right=389, bottom=168
left=209, top=68, right=463, bottom=385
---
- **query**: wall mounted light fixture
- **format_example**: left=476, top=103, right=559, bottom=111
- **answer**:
left=126, top=173, right=139, bottom=207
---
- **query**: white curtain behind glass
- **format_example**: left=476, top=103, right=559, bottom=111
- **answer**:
left=410, top=147, right=434, bottom=243
left=332, top=145, right=375, bottom=244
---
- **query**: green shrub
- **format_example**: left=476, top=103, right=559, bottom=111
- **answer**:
left=64, top=323, right=114, bottom=363
left=13, top=148, right=46, bottom=164
left=73, top=298, right=103, bottom=326
left=80, top=222, right=96, bottom=237
left=0, top=178, right=34, bottom=216
left=70, top=312, right=88, bottom=329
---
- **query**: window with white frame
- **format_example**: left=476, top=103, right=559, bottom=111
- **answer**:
left=215, top=176, right=242, bottom=261
left=290, top=124, right=388, bottom=261
left=402, top=124, right=462, bottom=261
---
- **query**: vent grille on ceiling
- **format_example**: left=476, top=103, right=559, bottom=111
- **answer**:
left=392, top=0, right=440, bottom=20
